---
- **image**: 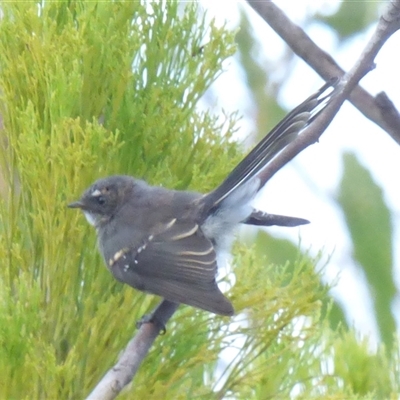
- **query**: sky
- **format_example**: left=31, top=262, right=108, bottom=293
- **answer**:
left=199, top=0, right=400, bottom=345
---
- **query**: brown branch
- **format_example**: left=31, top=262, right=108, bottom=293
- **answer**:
left=246, top=0, right=400, bottom=145
left=86, top=300, right=179, bottom=400
left=256, top=0, right=400, bottom=186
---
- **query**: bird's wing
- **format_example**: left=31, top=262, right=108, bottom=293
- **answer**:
left=107, top=218, right=234, bottom=316
left=202, top=80, right=335, bottom=213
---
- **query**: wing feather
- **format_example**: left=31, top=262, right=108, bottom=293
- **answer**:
left=108, top=219, right=234, bottom=316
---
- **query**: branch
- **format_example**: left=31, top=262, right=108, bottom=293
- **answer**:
left=86, top=300, right=179, bottom=400
left=246, top=0, right=400, bottom=145
left=256, top=0, right=400, bottom=186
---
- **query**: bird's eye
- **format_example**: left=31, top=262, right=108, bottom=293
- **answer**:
left=97, top=196, right=106, bottom=205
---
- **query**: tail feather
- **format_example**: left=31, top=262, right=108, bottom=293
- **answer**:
left=202, top=81, right=336, bottom=215
left=243, top=209, right=309, bottom=227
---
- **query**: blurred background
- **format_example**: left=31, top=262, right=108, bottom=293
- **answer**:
left=199, top=0, right=400, bottom=348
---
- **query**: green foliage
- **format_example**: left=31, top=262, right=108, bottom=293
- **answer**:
left=317, top=0, right=380, bottom=39
left=254, top=231, right=306, bottom=268
left=338, top=152, right=396, bottom=351
left=0, top=1, right=398, bottom=399
left=333, top=332, right=397, bottom=397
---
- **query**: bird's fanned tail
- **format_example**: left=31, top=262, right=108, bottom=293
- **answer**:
left=202, top=81, right=336, bottom=214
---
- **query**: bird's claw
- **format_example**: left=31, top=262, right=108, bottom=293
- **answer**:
left=136, top=313, right=166, bottom=334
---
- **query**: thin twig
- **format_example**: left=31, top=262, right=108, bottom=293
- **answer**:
left=254, top=0, right=400, bottom=187
left=246, top=0, right=400, bottom=145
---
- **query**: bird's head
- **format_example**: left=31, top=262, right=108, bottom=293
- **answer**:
left=68, top=175, right=135, bottom=227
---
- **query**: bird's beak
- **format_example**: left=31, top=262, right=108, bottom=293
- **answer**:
left=68, top=200, right=84, bottom=209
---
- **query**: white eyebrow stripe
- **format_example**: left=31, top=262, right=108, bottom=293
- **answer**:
left=91, top=189, right=102, bottom=197
left=91, top=189, right=101, bottom=197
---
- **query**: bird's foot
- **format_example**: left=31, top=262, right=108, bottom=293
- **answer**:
left=136, top=312, right=166, bottom=335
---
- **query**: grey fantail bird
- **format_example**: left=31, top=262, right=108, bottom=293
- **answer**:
left=68, top=82, right=334, bottom=317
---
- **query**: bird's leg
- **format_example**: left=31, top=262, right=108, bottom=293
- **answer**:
left=136, top=299, right=180, bottom=334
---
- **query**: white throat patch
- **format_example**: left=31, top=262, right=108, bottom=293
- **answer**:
left=83, top=211, right=97, bottom=226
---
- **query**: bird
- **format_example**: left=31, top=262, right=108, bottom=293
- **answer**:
left=68, top=81, right=334, bottom=317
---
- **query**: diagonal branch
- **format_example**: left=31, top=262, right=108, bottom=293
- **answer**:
left=256, top=0, right=400, bottom=187
left=246, top=0, right=400, bottom=145
left=86, top=300, right=179, bottom=400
